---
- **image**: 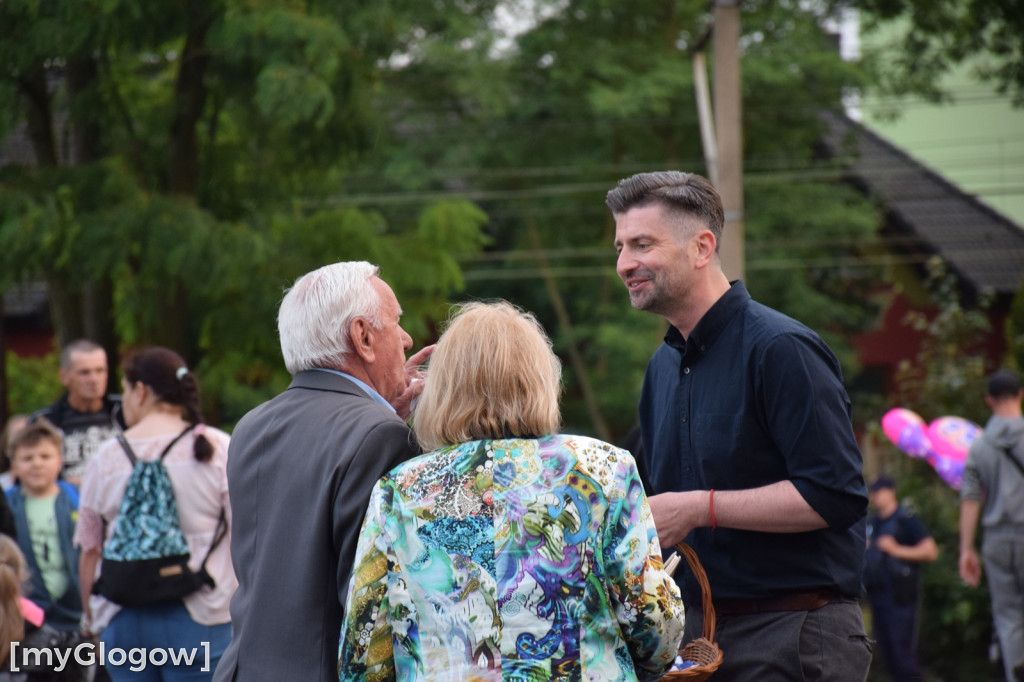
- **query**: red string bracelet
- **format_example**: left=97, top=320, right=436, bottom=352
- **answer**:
left=709, top=489, right=717, bottom=530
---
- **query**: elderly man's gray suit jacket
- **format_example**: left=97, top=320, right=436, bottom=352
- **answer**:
left=213, top=370, right=419, bottom=682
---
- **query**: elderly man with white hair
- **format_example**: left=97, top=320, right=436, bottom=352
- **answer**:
left=214, top=261, right=432, bottom=682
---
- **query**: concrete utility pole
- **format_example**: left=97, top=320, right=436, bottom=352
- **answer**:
left=692, top=51, right=719, bottom=188
left=712, top=0, right=745, bottom=281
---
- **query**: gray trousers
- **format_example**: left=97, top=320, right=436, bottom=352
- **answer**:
left=682, top=598, right=872, bottom=681
left=982, top=528, right=1024, bottom=682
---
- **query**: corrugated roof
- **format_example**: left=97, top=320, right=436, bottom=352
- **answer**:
left=821, top=111, right=1024, bottom=296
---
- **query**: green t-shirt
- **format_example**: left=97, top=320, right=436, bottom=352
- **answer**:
left=24, top=494, right=68, bottom=599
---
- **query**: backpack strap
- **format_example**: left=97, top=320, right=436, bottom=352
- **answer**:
left=114, top=424, right=196, bottom=466
left=1000, top=444, right=1024, bottom=478
left=196, top=510, right=229, bottom=580
left=114, top=431, right=137, bottom=466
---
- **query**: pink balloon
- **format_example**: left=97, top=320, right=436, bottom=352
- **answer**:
left=927, top=417, right=981, bottom=463
left=881, top=408, right=934, bottom=460
left=932, top=456, right=965, bottom=490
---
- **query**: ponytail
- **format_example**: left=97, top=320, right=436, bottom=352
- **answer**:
left=123, top=347, right=214, bottom=463
left=180, top=374, right=213, bottom=462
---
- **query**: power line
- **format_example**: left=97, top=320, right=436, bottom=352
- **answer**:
left=328, top=143, right=1023, bottom=194
left=457, top=234, right=1019, bottom=263
left=305, top=172, right=1024, bottom=208
left=459, top=249, right=1024, bottom=281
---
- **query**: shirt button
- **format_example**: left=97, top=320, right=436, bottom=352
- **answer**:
left=683, top=367, right=691, bottom=374
left=682, top=415, right=688, bottom=422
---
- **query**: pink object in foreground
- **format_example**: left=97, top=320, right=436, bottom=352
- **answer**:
left=926, top=416, right=981, bottom=490
left=880, top=408, right=981, bottom=491
left=881, top=408, right=934, bottom=461
left=19, top=597, right=44, bottom=627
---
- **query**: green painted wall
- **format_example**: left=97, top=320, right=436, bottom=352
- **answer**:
left=858, top=41, right=1024, bottom=225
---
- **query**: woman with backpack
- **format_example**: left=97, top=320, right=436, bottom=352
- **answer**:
left=74, top=347, right=235, bottom=681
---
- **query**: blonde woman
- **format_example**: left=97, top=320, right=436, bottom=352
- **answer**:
left=339, top=301, right=684, bottom=681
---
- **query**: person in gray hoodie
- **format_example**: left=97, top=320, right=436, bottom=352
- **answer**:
left=960, top=369, right=1024, bottom=682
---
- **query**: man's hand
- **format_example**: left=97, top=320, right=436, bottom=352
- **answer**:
left=960, top=548, right=982, bottom=587
left=390, top=344, right=435, bottom=420
left=875, top=535, right=898, bottom=555
left=648, top=491, right=711, bottom=549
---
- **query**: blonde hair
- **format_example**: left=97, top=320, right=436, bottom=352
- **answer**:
left=413, top=301, right=561, bottom=451
left=0, top=535, right=26, bottom=665
left=8, top=417, right=62, bottom=459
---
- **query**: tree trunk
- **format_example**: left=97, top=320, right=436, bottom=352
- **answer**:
left=66, top=56, right=104, bottom=165
left=17, top=68, right=58, bottom=167
left=168, top=11, right=214, bottom=197
left=82, top=278, right=120, bottom=392
left=46, top=276, right=85, bottom=351
left=69, top=55, right=119, bottom=388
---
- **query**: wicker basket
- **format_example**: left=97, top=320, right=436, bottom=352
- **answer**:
left=659, top=543, right=723, bottom=681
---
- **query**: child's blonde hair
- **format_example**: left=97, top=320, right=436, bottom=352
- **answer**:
left=7, top=418, right=62, bottom=459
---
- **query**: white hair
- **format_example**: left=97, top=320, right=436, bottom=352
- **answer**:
left=278, top=261, right=383, bottom=374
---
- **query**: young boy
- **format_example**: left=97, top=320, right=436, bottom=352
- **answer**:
left=5, top=418, right=83, bottom=640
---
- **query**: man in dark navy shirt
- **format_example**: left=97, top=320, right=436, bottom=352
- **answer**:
left=607, top=171, right=871, bottom=681
left=864, top=475, right=937, bottom=682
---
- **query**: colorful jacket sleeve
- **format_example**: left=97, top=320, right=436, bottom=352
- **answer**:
left=601, top=456, right=686, bottom=681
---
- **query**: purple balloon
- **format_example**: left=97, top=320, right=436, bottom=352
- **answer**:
left=932, top=456, right=965, bottom=491
left=881, top=408, right=935, bottom=460
left=882, top=409, right=979, bottom=490
left=927, top=417, right=980, bottom=463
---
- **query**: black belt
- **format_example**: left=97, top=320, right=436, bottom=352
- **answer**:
left=714, top=588, right=842, bottom=615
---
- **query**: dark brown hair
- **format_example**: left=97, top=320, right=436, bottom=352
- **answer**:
left=123, top=347, right=213, bottom=462
left=606, top=171, right=725, bottom=251
left=987, top=369, right=1022, bottom=399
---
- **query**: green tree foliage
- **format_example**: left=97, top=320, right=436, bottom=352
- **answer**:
left=0, top=0, right=492, bottom=424
left=852, top=0, right=1024, bottom=106
left=892, top=258, right=994, bottom=422
left=3, top=0, right=889, bottom=437
left=343, top=0, right=881, bottom=439
left=4, top=350, right=61, bottom=416
left=869, top=260, right=1003, bottom=680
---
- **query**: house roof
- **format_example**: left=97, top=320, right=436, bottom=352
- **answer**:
left=820, top=111, right=1024, bottom=296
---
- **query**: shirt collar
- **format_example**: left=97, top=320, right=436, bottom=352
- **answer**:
left=665, top=280, right=750, bottom=353
left=312, top=368, right=396, bottom=413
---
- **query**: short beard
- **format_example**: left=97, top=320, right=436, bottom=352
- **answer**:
left=628, top=287, right=669, bottom=316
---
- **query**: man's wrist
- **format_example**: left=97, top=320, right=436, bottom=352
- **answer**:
left=708, top=489, right=717, bottom=530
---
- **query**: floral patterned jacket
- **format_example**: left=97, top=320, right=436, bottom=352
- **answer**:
left=339, top=434, right=685, bottom=682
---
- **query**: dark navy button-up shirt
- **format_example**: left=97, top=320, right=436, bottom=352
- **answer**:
left=638, top=281, right=867, bottom=603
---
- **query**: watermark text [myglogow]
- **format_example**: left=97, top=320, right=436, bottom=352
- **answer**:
left=9, top=641, right=211, bottom=672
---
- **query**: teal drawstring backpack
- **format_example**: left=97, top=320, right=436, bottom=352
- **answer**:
left=94, top=425, right=226, bottom=607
